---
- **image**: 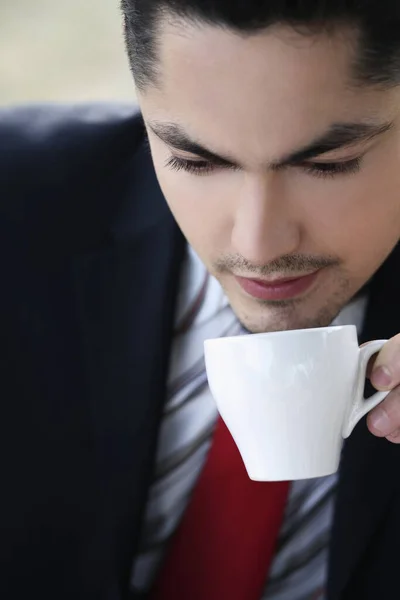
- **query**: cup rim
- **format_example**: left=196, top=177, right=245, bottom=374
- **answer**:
left=204, top=323, right=357, bottom=347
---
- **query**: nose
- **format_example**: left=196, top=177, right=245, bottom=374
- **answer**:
left=231, top=172, right=300, bottom=266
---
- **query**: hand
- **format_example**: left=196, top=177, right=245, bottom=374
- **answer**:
left=367, top=333, right=400, bottom=443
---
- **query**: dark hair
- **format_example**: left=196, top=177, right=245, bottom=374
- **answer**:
left=121, top=0, right=400, bottom=91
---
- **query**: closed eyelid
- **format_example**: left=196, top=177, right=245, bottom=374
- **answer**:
left=169, top=150, right=234, bottom=168
left=300, top=137, right=380, bottom=165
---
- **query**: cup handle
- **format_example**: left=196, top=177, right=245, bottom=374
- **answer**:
left=342, top=340, right=390, bottom=439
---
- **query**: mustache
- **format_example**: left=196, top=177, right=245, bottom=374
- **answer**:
left=214, top=253, right=340, bottom=277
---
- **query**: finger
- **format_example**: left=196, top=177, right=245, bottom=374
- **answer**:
left=359, top=342, right=381, bottom=379
left=366, top=352, right=378, bottom=379
left=385, top=429, right=400, bottom=444
left=367, top=385, right=400, bottom=438
left=369, top=333, right=400, bottom=391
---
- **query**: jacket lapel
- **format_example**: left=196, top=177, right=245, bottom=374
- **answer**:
left=328, top=243, right=400, bottom=599
left=72, top=144, right=185, bottom=596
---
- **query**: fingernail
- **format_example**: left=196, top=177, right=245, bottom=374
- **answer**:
left=370, top=407, right=392, bottom=435
left=372, top=366, right=392, bottom=388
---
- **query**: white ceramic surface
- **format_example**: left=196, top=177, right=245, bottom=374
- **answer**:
left=204, top=326, right=388, bottom=481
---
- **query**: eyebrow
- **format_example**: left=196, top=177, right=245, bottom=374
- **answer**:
left=148, top=120, right=393, bottom=169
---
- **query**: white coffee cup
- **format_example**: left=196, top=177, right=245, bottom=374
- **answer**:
left=204, top=325, right=389, bottom=481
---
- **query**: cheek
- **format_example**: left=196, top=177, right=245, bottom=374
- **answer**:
left=151, top=148, right=239, bottom=254
left=294, top=166, right=400, bottom=266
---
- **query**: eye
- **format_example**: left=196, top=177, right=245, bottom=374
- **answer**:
left=302, top=157, right=362, bottom=179
left=165, top=154, right=362, bottom=179
left=165, top=156, right=237, bottom=176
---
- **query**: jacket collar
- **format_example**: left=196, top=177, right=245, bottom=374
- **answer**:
left=72, top=138, right=185, bottom=594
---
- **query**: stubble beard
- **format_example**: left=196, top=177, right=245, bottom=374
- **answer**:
left=223, top=275, right=352, bottom=334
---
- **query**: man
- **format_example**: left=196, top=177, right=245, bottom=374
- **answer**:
left=1, top=0, right=400, bottom=598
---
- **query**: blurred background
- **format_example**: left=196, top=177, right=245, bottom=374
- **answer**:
left=1, top=0, right=136, bottom=105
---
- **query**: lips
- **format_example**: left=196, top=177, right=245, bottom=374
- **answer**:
left=235, top=270, right=320, bottom=301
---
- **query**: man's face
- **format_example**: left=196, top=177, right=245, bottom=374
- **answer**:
left=138, top=19, right=400, bottom=332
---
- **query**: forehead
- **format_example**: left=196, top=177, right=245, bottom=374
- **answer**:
left=142, top=19, right=392, bottom=161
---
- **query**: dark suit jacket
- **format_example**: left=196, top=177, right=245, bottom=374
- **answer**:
left=0, top=103, right=399, bottom=600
